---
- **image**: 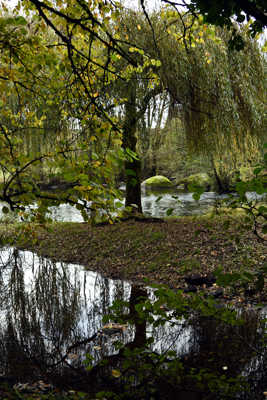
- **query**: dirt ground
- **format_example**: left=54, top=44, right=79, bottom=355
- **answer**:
left=1, top=215, right=266, bottom=304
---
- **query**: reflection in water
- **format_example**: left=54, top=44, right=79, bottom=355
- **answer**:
left=184, top=311, right=267, bottom=399
left=0, top=249, right=189, bottom=379
left=0, top=247, right=266, bottom=398
left=142, top=191, right=226, bottom=217
left=43, top=191, right=267, bottom=220
left=2, top=191, right=261, bottom=222
left=48, top=191, right=228, bottom=221
left=0, top=247, right=131, bottom=381
left=0, top=190, right=265, bottom=222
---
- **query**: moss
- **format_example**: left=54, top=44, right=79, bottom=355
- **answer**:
left=204, top=207, right=248, bottom=218
left=177, top=173, right=212, bottom=191
left=229, top=166, right=267, bottom=188
left=244, top=167, right=267, bottom=186
left=230, top=166, right=254, bottom=184
left=142, top=175, right=174, bottom=188
left=239, top=166, right=254, bottom=181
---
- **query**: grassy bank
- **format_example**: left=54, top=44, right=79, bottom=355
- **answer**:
left=0, top=215, right=266, bottom=303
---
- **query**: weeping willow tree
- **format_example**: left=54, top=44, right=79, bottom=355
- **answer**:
left=111, top=8, right=266, bottom=194
left=1, top=1, right=266, bottom=217
left=156, top=11, right=266, bottom=190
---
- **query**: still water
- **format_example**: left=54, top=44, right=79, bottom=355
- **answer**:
left=0, top=247, right=266, bottom=398
left=0, top=189, right=264, bottom=222
left=42, top=190, right=267, bottom=222
left=34, top=191, right=265, bottom=222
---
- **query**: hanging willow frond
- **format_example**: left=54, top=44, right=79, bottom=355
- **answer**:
left=154, top=16, right=266, bottom=159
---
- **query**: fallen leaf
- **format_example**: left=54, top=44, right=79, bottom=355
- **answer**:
left=112, top=369, right=121, bottom=378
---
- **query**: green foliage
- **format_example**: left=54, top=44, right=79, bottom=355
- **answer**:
left=0, top=3, right=265, bottom=395
left=0, top=385, right=90, bottom=400
left=0, top=1, right=265, bottom=218
left=220, top=144, right=267, bottom=239
left=0, top=2, right=128, bottom=220
left=101, top=282, right=257, bottom=399
left=144, top=118, right=212, bottom=183
left=185, top=0, right=267, bottom=49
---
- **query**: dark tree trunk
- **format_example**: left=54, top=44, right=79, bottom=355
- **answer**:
left=211, top=158, right=231, bottom=193
left=213, top=163, right=225, bottom=193
left=128, top=285, right=147, bottom=348
left=121, top=82, right=163, bottom=214
left=122, top=81, right=142, bottom=213
left=124, top=157, right=142, bottom=213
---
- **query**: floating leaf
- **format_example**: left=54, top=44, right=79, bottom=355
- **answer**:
left=112, top=369, right=121, bottom=378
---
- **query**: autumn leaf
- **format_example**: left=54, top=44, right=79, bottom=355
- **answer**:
left=112, top=369, right=121, bottom=378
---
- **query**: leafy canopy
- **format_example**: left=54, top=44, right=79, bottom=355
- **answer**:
left=161, top=0, right=267, bottom=49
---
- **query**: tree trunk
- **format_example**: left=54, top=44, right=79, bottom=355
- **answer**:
left=122, top=81, right=142, bottom=213
left=150, top=92, right=168, bottom=175
left=211, top=158, right=230, bottom=193
left=128, top=285, right=147, bottom=348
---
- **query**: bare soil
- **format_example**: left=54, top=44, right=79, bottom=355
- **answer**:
left=1, top=216, right=266, bottom=303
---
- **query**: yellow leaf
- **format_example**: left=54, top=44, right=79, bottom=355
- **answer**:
left=112, top=369, right=121, bottom=378
left=68, top=353, right=78, bottom=360
left=137, top=24, right=141, bottom=30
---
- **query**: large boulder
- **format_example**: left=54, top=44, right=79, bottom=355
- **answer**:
left=142, top=175, right=174, bottom=188
left=177, top=173, right=212, bottom=191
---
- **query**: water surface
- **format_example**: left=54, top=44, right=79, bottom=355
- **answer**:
left=0, top=189, right=265, bottom=222
left=0, top=247, right=266, bottom=398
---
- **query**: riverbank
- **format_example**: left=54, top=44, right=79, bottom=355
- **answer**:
left=1, top=215, right=266, bottom=304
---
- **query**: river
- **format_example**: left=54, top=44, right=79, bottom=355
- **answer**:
left=0, top=189, right=262, bottom=222
left=49, top=190, right=264, bottom=221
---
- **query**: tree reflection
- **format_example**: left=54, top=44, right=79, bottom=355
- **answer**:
left=0, top=247, right=265, bottom=399
left=0, top=247, right=130, bottom=382
left=183, top=310, right=267, bottom=399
